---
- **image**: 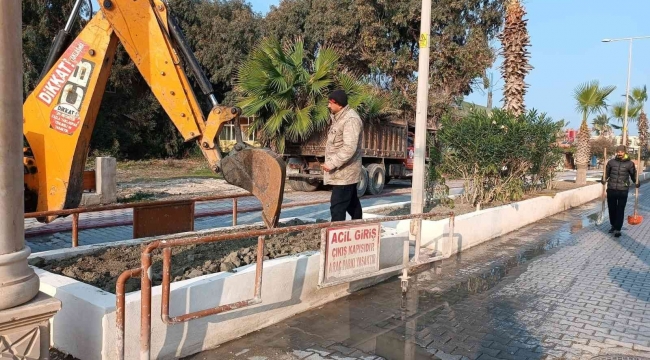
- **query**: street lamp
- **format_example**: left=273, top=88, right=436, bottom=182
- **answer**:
left=602, top=35, right=650, bottom=146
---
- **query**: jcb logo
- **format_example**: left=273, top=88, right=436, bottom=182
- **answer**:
left=49, top=59, right=95, bottom=135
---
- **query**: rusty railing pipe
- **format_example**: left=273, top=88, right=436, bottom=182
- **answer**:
left=160, top=235, right=266, bottom=326
left=233, top=198, right=238, bottom=226
left=25, top=192, right=252, bottom=219
left=161, top=248, right=171, bottom=324
left=116, top=268, right=141, bottom=360
left=140, top=249, right=154, bottom=360
left=254, top=235, right=264, bottom=299
left=71, top=213, right=79, bottom=247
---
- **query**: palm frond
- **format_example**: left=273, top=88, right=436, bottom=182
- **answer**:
left=264, top=109, right=292, bottom=135
left=235, top=37, right=393, bottom=148
left=632, top=85, right=648, bottom=104
left=574, top=80, right=616, bottom=117
left=286, top=106, right=314, bottom=142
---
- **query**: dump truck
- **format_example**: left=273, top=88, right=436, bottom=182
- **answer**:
left=284, top=120, right=430, bottom=197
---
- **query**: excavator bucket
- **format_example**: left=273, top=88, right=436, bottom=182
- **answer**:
left=220, top=147, right=286, bottom=228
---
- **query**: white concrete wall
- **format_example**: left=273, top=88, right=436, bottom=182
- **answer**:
left=33, top=219, right=407, bottom=360
left=37, top=269, right=113, bottom=359
left=380, top=180, right=648, bottom=256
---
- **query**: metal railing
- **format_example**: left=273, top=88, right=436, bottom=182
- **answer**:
left=24, top=188, right=412, bottom=248
left=115, top=211, right=454, bottom=360
left=24, top=194, right=248, bottom=247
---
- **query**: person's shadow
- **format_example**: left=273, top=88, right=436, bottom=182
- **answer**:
left=607, top=232, right=650, bottom=304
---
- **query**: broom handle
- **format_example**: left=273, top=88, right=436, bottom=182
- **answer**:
left=602, top=148, right=607, bottom=198
left=635, top=150, right=641, bottom=216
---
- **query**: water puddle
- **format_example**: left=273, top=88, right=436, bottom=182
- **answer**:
left=570, top=211, right=601, bottom=233
left=345, top=211, right=600, bottom=359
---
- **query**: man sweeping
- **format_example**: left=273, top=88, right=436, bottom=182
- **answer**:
left=602, top=145, right=639, bottom=237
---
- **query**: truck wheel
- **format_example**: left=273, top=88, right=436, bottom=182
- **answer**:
left=288, top=179, right=304, bottom=191
left=288, top=179, right=319, bottom=192
left=357, top=167, right=368, bottom=198
left=300, top=178, right=320, bottom=192
left=367, top=164, right=385, bottom=195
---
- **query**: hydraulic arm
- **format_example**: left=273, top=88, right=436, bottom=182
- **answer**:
left=23, top=0, right=285, bottom=228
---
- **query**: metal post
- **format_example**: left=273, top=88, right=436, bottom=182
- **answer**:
left=140, top=251, right=153, bottom=360
left=72, top=213, right=80, bottom=247
left=409, top=0, right=432, bottom=257
left=0, top=0, right=40, bottom=310
left=254, top=236, right=265, bottom=299
left=623, top=39, right=633, bottom=146
left=233, top=198, right=238, bottom=226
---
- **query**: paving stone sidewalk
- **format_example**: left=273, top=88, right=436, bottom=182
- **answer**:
left=187, top=183, right=650, bottom=360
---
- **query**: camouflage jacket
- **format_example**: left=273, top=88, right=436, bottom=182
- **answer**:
left=324, top=106, right=363, bottom=186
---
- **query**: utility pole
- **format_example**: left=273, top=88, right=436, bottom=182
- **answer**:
left=0, top=0, right=40, bottom=310
left=602, top=35, right=650, bottom=145
left=409, top=0, right=432, bottom=261
left=623, top=39, right=632, bottom=146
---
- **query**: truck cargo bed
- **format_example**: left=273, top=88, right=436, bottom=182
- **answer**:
left=284, top=121, right=408, bottom=159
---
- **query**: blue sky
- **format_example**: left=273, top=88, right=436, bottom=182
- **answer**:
left=91, top=0, right=650, bottom=134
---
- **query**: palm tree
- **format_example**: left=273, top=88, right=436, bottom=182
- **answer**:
left=592, top=114, right=613, bottom=137
left=498, top=0, right=533, bottom=117
left=574, top=80, right=616, bottom=185
left=611, top=101, right=642, bottom=146
left=632, top=86, right=648, bottom=161
left=235, top=37, right=391, bottom=153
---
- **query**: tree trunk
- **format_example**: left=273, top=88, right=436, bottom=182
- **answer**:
left=576, top=164, right=587, bottom=185
left=487, top=90, right=493, bottom=111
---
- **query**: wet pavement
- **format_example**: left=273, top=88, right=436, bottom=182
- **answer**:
left=186, top=184, right=650, bottom=360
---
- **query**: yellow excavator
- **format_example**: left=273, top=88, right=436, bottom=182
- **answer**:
left=22, top=0, right=286, bottom=228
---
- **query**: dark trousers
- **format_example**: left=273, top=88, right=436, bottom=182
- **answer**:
left=330, top=184, right=363, bottom=221
left=607, top=189, right=629, bottom=231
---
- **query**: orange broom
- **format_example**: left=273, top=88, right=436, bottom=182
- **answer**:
left=628, top=150, right=643, bottom=225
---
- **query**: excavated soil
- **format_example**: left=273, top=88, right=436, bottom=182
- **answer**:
left=371, top=202, right=496, bottom=218
left=36, top=219, right=397, bottom=294
left=37, top=219, right=325, bottom=294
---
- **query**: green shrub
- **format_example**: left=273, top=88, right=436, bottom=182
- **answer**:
left=433, top=108, right=564, bottom=209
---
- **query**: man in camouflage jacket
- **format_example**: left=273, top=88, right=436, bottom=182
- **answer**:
left=322, top=90, right=363, bottom=221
